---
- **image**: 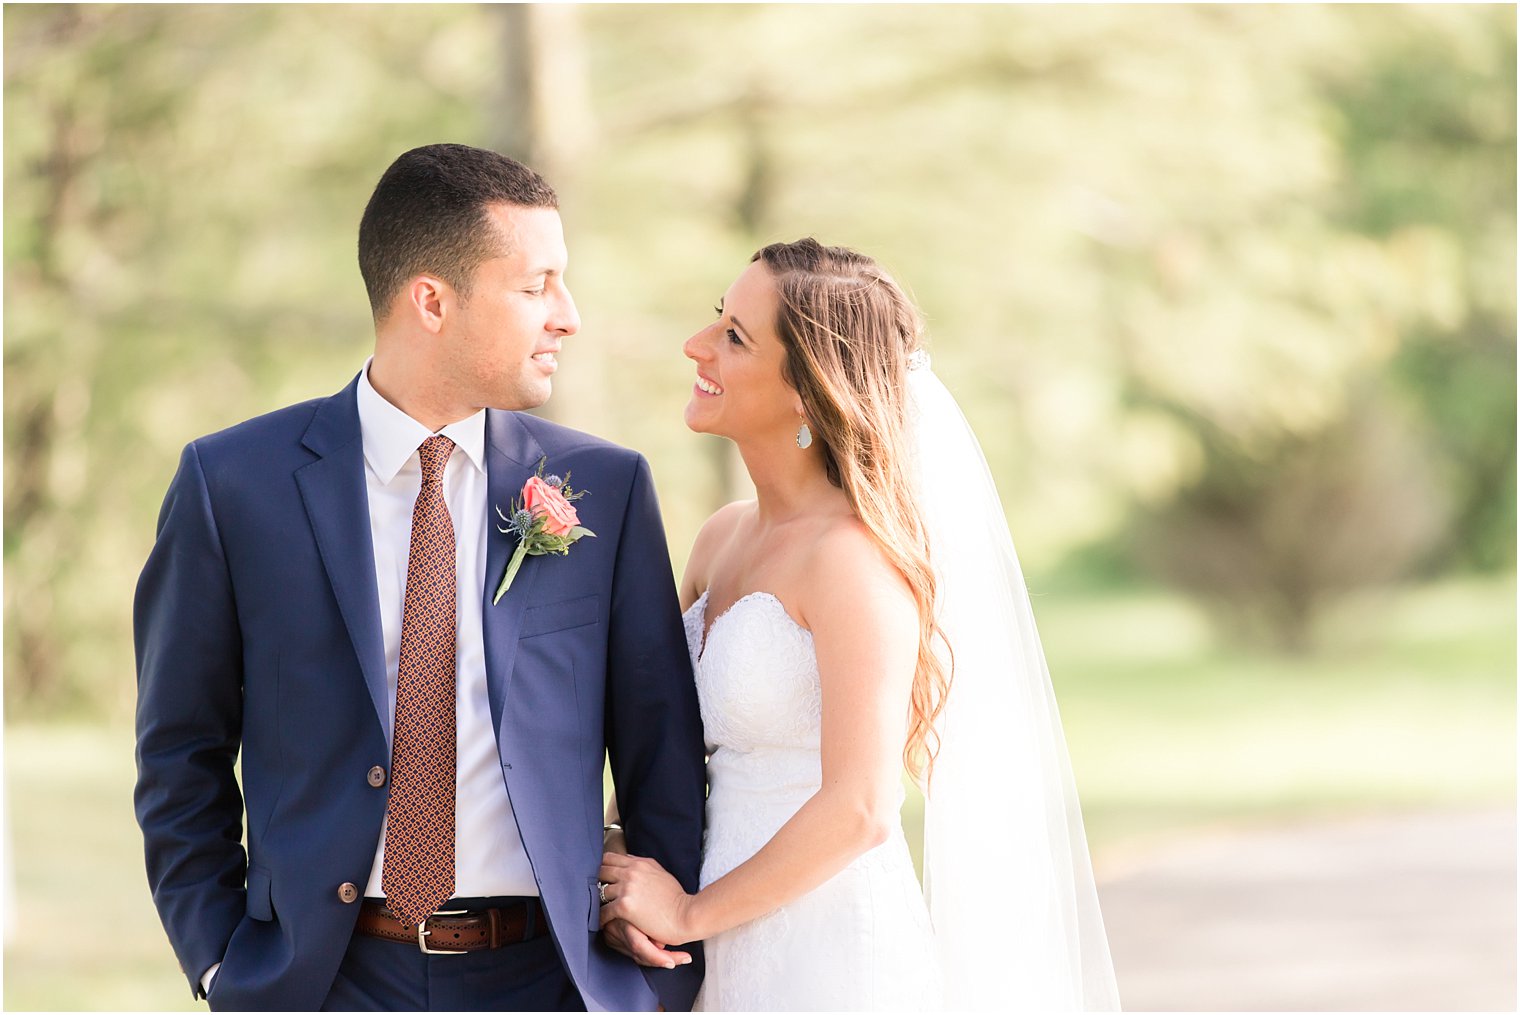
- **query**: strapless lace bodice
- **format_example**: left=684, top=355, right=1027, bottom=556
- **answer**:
left=681, top=590, right=941, bottom=1011
left=685, top=590, right=821, bottom=756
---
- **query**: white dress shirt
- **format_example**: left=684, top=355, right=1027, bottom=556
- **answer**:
left=204, top=363, right=539, bottom=992
left=355, top=358, right=538, bottom=902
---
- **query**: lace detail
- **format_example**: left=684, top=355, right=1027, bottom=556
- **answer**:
left=693, top=591, right=821, bottom=757
left=684, top=592, right=942, bottom=1012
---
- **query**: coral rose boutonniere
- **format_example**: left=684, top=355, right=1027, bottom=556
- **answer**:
left=493, top=457, right=596, bottom=604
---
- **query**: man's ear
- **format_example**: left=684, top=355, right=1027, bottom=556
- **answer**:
left=405, top=275, right=449, bottom=334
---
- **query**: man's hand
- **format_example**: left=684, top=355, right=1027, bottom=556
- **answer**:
left=601, top=916, right=692, bottom=969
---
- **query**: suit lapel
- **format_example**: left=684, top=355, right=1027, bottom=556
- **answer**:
left=482, top=409, right=547, bottom=736
left=294, top=376, right=392, bottom=743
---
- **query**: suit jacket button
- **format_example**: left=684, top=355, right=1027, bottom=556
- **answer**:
left=338, top=882, right=359, bottom=904
left=367, top=765, right=386, bottom=787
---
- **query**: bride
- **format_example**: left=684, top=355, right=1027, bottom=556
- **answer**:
left=599, top=239, right=1120, bottom=1011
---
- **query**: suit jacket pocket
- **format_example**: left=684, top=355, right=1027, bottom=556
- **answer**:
left=246, top=863, right=274, bottom=922
left=587, top=876, right=603, bottom=932
left=521, top=594, right=599, bottom=639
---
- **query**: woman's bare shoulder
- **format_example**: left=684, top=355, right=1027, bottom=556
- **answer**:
left=681, top=499, right=755, bottom=606
left=795, top=515, right=913, bottom=625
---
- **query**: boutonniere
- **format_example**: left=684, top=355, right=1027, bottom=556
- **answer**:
left=493, top=457, right=596, bottom=604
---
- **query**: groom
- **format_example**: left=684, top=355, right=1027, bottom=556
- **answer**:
left=133, top=144, right=706, bottom=1011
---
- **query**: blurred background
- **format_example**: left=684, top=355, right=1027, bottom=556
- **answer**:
left=3, top=3, right=1514, bottom=1010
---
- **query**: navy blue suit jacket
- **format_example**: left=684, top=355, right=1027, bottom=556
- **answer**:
left=133, top=375, right=707, bottom=1011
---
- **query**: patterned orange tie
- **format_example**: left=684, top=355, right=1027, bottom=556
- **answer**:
left=381, top=434, right=458, bottom=926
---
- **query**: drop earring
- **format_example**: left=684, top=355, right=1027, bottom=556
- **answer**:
left=796, top=420, right=813, bottom=450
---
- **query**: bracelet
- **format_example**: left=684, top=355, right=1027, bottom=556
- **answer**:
left=603, top=822, right=624, bottom=834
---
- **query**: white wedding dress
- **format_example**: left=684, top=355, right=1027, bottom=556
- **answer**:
left=684, top=589, right=943, bottom=1012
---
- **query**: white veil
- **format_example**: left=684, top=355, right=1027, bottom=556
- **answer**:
left=909, top=353, right=1121, bottom=1011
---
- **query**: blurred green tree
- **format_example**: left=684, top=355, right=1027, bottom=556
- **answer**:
left=1325, top=11, right=1516, bottom=573
left=1118, top=7, right=1515, bottom=648
left=3, top=5, right=1513, bottom=712
left=1132, top=386, right=1453, bottom=652
left=4, top=3, right=495, bottom=713
left=570, top=5, right=1512, bottom=653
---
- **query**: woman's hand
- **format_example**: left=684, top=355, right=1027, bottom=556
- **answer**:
left=598, top=828, right=693, bottom=968
left=599, top=851, right=702, bottom=947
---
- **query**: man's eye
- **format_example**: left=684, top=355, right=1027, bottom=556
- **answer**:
left=525, top=288, right=546, bottom=296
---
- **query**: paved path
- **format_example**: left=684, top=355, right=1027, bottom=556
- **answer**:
left=1098, top=808, right=1517, bottom=1011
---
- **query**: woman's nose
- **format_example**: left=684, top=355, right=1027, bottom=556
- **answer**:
left=683, top=325, right=713, bottom=362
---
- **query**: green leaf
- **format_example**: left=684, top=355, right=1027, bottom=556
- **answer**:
left=492, top=542, right=531, bottom=605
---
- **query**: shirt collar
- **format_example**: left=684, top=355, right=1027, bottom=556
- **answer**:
left=356, top=356, right=487, bottom=484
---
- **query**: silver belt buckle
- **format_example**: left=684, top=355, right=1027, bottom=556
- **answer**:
left=417, top=908, right=470, bottom=955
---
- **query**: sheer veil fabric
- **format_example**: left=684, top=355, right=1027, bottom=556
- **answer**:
left=909, top=354, right=1122, bottom=1011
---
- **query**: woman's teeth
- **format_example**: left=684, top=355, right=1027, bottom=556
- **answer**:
left=697, top=376, right=724, bottom=395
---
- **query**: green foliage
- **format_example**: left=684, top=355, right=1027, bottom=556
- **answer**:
left=4, top=4, right=496, bottom=714
left=1323, top=7, right=1517, bottom=573
left=3, top=6, right=1514, bottom=713
left=1132, top=386, right=1452, bottom=652
left=1115, top=8, right=1516, bottom=644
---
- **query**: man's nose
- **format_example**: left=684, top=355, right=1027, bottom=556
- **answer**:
left=551, top=287, right=580, bottom=337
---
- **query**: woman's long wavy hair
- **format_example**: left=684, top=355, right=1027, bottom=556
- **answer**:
left=752, top=238, right=951, bottom=785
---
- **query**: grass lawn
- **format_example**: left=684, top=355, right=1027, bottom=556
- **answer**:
left=1056, top=575, right=1516, bottom=859
left=4, top=576, right=1513, bottom=1010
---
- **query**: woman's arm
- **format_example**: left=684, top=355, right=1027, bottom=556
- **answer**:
left=600, top=522, right=917, bottom=944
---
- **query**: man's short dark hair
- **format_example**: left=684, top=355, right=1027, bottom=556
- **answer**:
left=358, top=143, right=558, bottom=320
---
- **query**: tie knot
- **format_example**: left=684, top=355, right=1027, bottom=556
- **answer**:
left=417, top=435, right=455, bottom=485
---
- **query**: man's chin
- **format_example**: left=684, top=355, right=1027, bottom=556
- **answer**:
left=486, top=381, right=551, bottom=413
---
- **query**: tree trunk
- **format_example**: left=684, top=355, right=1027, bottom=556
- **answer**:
left=492, top=4, right=595, bottom=428
left=493, top=4, right=593, bottom=186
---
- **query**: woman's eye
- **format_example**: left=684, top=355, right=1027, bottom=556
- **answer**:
left=713, top=303, right=723, bottom=316
left=726, top=328, right=742, bottom=346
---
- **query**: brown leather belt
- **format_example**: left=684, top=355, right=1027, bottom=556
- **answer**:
left=356, top=899, right=547, bottom=953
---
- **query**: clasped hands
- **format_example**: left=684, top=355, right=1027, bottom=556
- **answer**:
left=598, top=851, right=699, bottom=970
